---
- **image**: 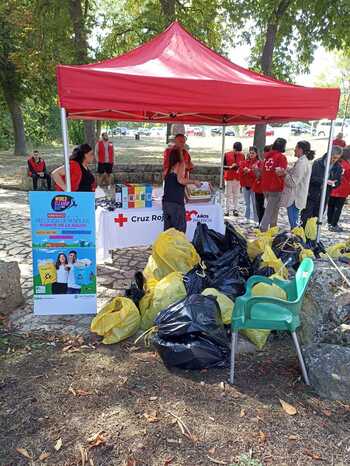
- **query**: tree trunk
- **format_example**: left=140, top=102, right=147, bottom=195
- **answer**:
left=95, top=120, right=102, bottom=140
left=3, top=87, right=27, bottom=156
left=160, top=0, right=176, bottom=22
left=254, top=0, right=291, bottom=154
left=68, top=0, right=95, bottom=145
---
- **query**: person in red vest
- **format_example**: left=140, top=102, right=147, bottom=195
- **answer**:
left=259, top=138, right=288, bottom=232
left=52, top=144, right=96, bottom=192
left=252, top=145, right=270, bottom=225
left=163, top=133, right=193, bottom=178
left=327, top=146, right=350, bottom=232
left=332, top=132, right=346, bottom=148
left=27, top=150, right=51, bottom=190
left=239, top=146, right=259, bottom=224
left=223, top=141, right=244, bottom=216
left=95, top=132, right=115, bottom=187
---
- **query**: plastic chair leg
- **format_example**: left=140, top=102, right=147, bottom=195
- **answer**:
left=291, top=331, right=310, bottom=386
left=229, top=331, right=238, bottom=385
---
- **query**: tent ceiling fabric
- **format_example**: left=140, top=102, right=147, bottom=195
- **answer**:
left=56, top=21, right=340, bottom=124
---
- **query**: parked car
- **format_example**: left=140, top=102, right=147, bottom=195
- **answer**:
left=210, top=127, right=222, bottom=135
left=291, top=122, right=313, bottom=135
left=210, top=127, right=235, bottom=136
left=245, top=125, right=274, bottom=137
left=137, top=127, right=151, bottom=136
left=150, top=127, right=166, bottom=137
left=225, top=128, right=235, bottom=136
left=315, top=119, right=350, bottom=138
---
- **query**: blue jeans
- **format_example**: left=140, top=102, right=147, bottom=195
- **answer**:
left=242, top=187, right=258, bottom=221
left=287, top=203, right=300, bottom=229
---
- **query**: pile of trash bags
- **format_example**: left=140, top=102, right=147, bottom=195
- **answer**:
left=91, top=218, right=330, bottom=369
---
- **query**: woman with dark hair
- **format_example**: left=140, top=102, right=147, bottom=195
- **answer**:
left=240, top=146, right=259, bottom=223
left=52, top=144, right=96, bottom=192
left=259, top=138, right=288, bottom=232
left=223, top=141, right=245, bottom=216
left=280, top=140, right=314, bottom=229
left=301, top=145, right=343, bottom=227
left=52, top=253, right=68, bottom=294
left=162, top=147, right=200, bottom=233
left=327, top=146, right=350, bottom=232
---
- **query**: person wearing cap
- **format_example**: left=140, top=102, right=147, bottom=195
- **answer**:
left=300, top=145, right=343, bottom=227
left=327, top=146, right=350, bottom=232
left=163, top=133, right=193, bottom=178
left=332, top=132, right=346, bottom=148
left=27, top=150, right=51, bottom=190
left=95, top=132, right=115, bottom=188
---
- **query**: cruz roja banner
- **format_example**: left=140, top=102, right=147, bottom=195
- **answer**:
left=29, top=192, right=96, bottom=315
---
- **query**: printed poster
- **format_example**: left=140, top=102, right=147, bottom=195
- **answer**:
left=29, top=192, right=96, bottom=315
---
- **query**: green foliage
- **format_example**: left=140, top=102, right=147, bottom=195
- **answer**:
left=230, top=454, right=264, bottom=466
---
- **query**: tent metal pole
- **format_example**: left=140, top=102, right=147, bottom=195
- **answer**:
left=316, top=120, right=335, bottom=242
left=60, top=107, right=71, bottom=192
left=219, top=125, right=226, bottom=191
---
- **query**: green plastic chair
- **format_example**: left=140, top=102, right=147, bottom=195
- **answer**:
left=230, top=257, right=314, bottom=385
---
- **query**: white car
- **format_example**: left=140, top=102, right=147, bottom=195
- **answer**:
left=316, top=119, right=350, bottom=138
left=150, top=127, right=166, bottom=137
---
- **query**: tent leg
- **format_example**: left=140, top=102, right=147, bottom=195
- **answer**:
left=219, top=126, right=226, bottom=201
left=316, top=120, right=335, bottom=243
left=60, top=107, right=71, bottom=192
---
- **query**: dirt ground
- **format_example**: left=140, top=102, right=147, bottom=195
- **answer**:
left=1, top=331, right=349, bottom=466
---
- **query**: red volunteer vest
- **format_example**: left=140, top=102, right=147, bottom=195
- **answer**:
left=331, top=159, right=350, bottom=198
left=97, top=140, right=114, bottom=164
left=28, top=157, right=45, bottom=176
left=224, top=151, right=244, bottom=181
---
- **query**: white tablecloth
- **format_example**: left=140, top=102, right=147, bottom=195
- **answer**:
left=96, top=202, right=225, bottom=260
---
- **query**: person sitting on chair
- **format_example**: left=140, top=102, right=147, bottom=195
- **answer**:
left=27, top=150, right=51, bottom=191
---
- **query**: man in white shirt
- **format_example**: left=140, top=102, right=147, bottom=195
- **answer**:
left=67, top=250, right=81, bottom=294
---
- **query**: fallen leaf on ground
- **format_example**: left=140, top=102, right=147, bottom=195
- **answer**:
left=62, top=345, right=73, bottom=352
left=279, top=399, right=297, bottom=415
left=239, top=409, right=246, bottom=417
left=207, top=456, right=228, bottom=465
left=163, top=457, right=174, bottom=465
left=88, top=432, right=107, bottom=448
left=288, top=435, right=298, bottom=441
left=68, top=385, right=77, bottom=396
left=149, top=396, right=158, bottom=401
left=208, top=447, right=216, bottom=454
left=143, top=411, right=159, bottom=423
left=38, top=452, right=50, bottom=461
left=54, top=438, right=62, bottom=451
left=303, top=449, right=323, bottom=461
left=259, top=431, right=267, bottom=443
left=125, top=458, right=136, bottom=466
left=322, top=409, right=332, bottom=417
left=16, top=448, right=32, bottom=459
left=76, top=389, right=92, bottom=396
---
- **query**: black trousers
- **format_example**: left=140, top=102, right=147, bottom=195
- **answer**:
left=32, top=173, right=51, bottom=190
left=163, top=201, right=186, bottom=233
left=255, top=193, right=265, bottom=224
left=327, top=196, right=346, bottom=227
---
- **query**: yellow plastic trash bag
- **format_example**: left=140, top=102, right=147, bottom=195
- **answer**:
left=299, top=247, right=315, bottom=261
left=152, top=228, right=200, bottom=280
left=292, top=226, right=306, bottom=243
left=326, top=242, right=348, bottom=259
left=141, top=272, right=187, bottom=330
left=139, top=278, right=158, bottom=318
left=304, top=217, right=317, bottom=241
left=247, top=238, right=269, bottom=260
left=38, top=259, right=57, bottom=285
left=91, top=297, right=140, bottom=344
left=202, top=288, right=234, bottom=324
left=261, top=246, right=288, bottom=279
left=256, top=226, right=279, bottom=240
left=240, top=273, right=288, bottom=349
left=143, top=256, right=159, bottom=281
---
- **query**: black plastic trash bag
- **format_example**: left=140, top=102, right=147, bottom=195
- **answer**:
left=272, top=231, right=302, bottom=270
left=251, top=255, right=275, bottom=277
left=154, top=294, right=229, bottom=349
left=153, top=333, right=229, bottom=369
left=192, top=223, right=225, bottom=261
left=224, top=222, right=247, bottom=251
left=125, top=271, right=145, bottom=307
left=183, top=265, right=208, bottom=295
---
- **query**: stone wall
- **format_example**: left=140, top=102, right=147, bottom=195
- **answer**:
left=20, top=163, right=221, bottom=190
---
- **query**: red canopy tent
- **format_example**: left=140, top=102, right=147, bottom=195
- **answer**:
left=57, top=21, right=339, bottom=124
left=56, top=21, right=340, bottom=240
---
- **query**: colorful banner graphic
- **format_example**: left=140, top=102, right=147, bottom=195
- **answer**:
left=29, top=192, right=96, bottom=315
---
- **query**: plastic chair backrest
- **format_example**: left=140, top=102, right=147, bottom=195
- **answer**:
left=294, top=258, right=314, bottom=301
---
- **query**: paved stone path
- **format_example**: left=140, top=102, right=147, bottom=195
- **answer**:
left=1, top=188, right=349, bottom=337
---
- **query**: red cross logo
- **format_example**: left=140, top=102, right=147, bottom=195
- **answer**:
left=114, top=213, right=128, bottom=227
left=186, top=210, right=198, bottom=222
